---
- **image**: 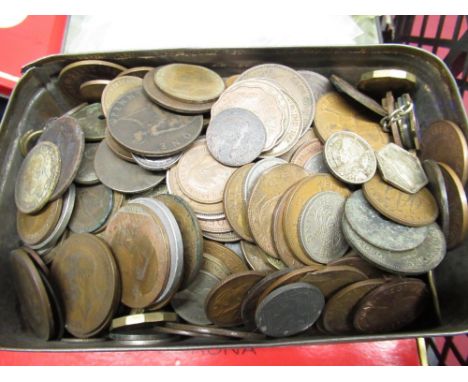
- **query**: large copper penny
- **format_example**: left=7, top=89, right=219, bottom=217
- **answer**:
left=204, top=240, right=248, bottom=273
left=101, top=75, right=143, bottom=117
left=240, top=241, right=277, bottom=272
left=328, top=254, right=387, bottom=279
left=39, top=116, right=85, bottom=200
left=164, top=322, right=265, bottom=340
left=248, top=164, right=308, bottom=257
left=104, top=129, right=135, bottom=163
left=79, top=79, right=110, bottom=102
left=353, top=278, right=429, bottom=333
left=438, top=162, right=468, bottom=249
left=15, top=141, right=61, bottom=214
left=202, top=253, right=231, bottom=280
left=362, top=173, right=438, bottom=227
left=51, top=233, right=120, bottom=338
left=70, top=103, right=107, bottom=142
left=198, top=217, right=233, bottom=234
left=205, top=271, right=266, bottom=327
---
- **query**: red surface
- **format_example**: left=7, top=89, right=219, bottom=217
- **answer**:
left=0, top=339, right=420, bottom=366
left=0, top=15, right=67, bottom=96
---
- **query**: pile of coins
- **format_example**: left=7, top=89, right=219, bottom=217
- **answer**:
left=10, top=60, right=468, bottom=344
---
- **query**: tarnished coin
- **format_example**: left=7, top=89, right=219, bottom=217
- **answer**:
left=204, top=240, right=248, bottom=273
left=438, top=162, right=468, bottom=249
left=324, top=131, right=376, bottom=185
left=279, top=128, right=319, bottom=162
left=109, top=332, right=179, bottom=346
left=290, top=139, right=323, bottom=167
left=202, top=253, right=231, bottom=280
left=207, top=108, right=266, bottom=166
left=70, top=103, right=107, bottom=142
left=108, top=88, right=203, bottom=156
left=345, top=190, right=428, bottom=252
left=255, top=282, right=324, bottom=338
left=299, top=191, right=348, bottom=264
left=177, top=143, right=236, bottom=204
left=51, top=233, right=120, bottom=338
left=376, top=143, right=428, bottom=194
left=94, top=141, right=165, bottom=194
left=117, top=66, right=153, bottom=78
left=198, top=217, right=233, bottom=234
left=212, top=79, right=289, bottom=151
left=342, top=216, right=446, bottom=275
left=224, top=74, right=240, bottom=88
left=315, top=92, right=390, bottom=150
left=75, top=143, right=99, bottom=185
left=330, top=74, right=387, bottom=117
left=248, top=164, right=308, bottom=257
left=397, top=112, right=415, bottom=150
left=304, top=152, right=328, bottom=174
left=298, top=70, right=334, bottom=103
left=400, top=94, right=421, bottom=151
left=363, top=173, right=438, bottom=227
left=164, top=322, right=265, bottom=341
left=322, top=279, right=386, bottom=334
left=79, top=79, right=110, bottom=102
left=155, top=63, right=225, bottom=104
left=94, top=191, right=125, bottom=234
left=101, top=75, right=143, bottom=117
left=328, top=254, right=386, bottom=279
left=421, top=120, right=468, bottom=185
left=382, top=91, right=403, bottom=147
left=15, top=141, right=61, bottom=214
left=19, top=129, right=44, bottom=157
left=224, top=242, right=244, bottom=260
left=243, top=158, right=287, bottom=203
left=38, top=268, right=65, bottom=340
left=110, top=312, right=178, bottom=331
left=265, top=255, right=286, bottom=270
left=21, top=247, right=51, bottom=278
left=358, top=69, right=417, bottom=96
left=59, top=60, right=126, bottom=99
left=202, top=231, right=241, bottom=243
left=240, top=241, right=277, bottom=272
left=132, top=152, right=182, bottom=171
left=238, top=64, right=315, bottom=132
left=68, top=184, right=113, bottom=233
left=205, top=271, right=265, bottom=327
left=104, top=129, right=134, bottom=163
left=353, top=278, right=429, bottom=333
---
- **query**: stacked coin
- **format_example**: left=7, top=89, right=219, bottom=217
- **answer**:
left=11, top=60, right=464, bottom=344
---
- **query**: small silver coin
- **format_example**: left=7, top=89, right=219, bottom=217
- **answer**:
left=324, top=131, right=376, bottom=184
left=376, top=143, right=428, bottom=194
left=243, top=158, right=287, bottom=203
left=299, top=191, right=348, bottom=264
left=345, top=190, right=428, bottom=252
left=298, top=70, right=334, bottom=104
left=304, top=151, right=328, bottom=174
left=206, top=108, right=266, bottom=167
left=132, top=152, right=182, bottom=171
left=75, top=143, right=99, bottom=185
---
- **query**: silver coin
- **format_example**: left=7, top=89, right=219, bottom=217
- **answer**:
left=304, top=152, right=328, bottom=174
left=212, top=79, right=289, bottom=151
left=206, top=108, right=266, bottom=166
left=238, top=64, right=315, bottom=134
left=324, top=131, right=377, bottom=184
left=75, top=143, right=99, bottom=185
left=376, top=143, right=428, bottom=194
left=345, top=190, right=429, bottom=252
left=299, top=191, right=348, bottom=264
left=243, top=158, right=287, bottom=203
left=342, top=216, right=446, bottom=275
left=298, top=70, right=334, bottom=103
left=132, top=152, right=182, bottom=171
left=224, top=242, right=245, bottom=261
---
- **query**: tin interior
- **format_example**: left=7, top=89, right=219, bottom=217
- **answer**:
left=0, top=45, right=467, bottom=351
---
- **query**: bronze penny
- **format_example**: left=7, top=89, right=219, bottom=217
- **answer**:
left=322, top=278, right=386, bottom=334
left=38, top=268, right=65, bottom=340
left=353, top=278, right=429, bottom=333
left=154, top=194, right=204, bottom=288
left=106, top=203, right=171, bottom=308
left=94, top=191, right=125, bottom=234
left=75, top=143, right=100, bottom=185
left=248, top=164, right=308, bottom=258
left=202, top=253, right=231, bottom=280
left=70, top=103, right=107, bottom=142
left=39, top=116, right=85, bottom=200
left=328, top=255, right=387, bottom=279
left=280, top=128, right=319, bottom=162
left=117, top=66, right=154, bottom=78
left=166, top=322, right=265, bottom=340
left=79, top=79, right=110, bottom=102
left=362, top=173, right=438, bottom=227
left=10, top=249, right=55, bottom=340
left=290, top=139, right=324, bottom=167
left=224, top=164, right=255, bottom=242
left=204, top=240, right=248, bottom=273
left=438, top=162, right=468, bottom=249
left=21, top=247, right=51, bottom=278
left=202, top=231, right=241, bottom=243
left=108, top=88, right=203, bottom=156
left=421, top=120, right=468, bottom=185
left=51, top=233, right=120, bottom=338
left=17, top=197, right=63, bottom=246
left=240, top=241, right=277, bottom=272
left=152, top=324, right=219, bottom=339
left=68, top=184, right=114, bottom=233
left=101, top=75, right=143, bottom=117
left=104, top=129, right=135, bottom=163
left=198, top=217, right=233, bottom=234
left=205, top=271, right=266, bottom=327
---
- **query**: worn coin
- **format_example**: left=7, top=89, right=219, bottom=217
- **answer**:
left=21, top=247, right=51, bottom=278
left=265, top=255, right=286, bottom=270
left=70, top=103, right=107, bottom=142
left=353, top=278, right=429, bottom=333
left=398, top=113, right=415, bottom=150
left=224, top=74, right=240, bottom=88
left=19, top=129, right=44, bottom=157
left=110, top=312, right=178, bottom=331
left=255, top=282, right=324, bottom=338
left=382, top=91, right=403, bottom=147
left=202, top=253, right=231, bottom=280
left=152, top=324, right=220, bottom=339
left=109, top=332, right=179, bottom=346
left=298, top=70, right=334, bottom=103
left=438, top=162, right=468, bottom=249
left=165, top=322, right=265, bottom=341
left=279, top=128, right=319, bottom=162
left=345, top=190, right=428, bottom=252
left=204, top=240, right=248, bottom=273
left=290, top=139, right=324, bottom=167
left=95, top=191, right=125, bottom=233
left=94, top=141, right=165, bottom=194
left=304, top=152, right=328, bottom=174
left=362, top=173, right=438, bottom=227
left=207, top=108, right=266, bottom=166
left=328, top=254, right=386, bottom=279
left=15, top=141, right=61, bottom=214
left=224, top=242, right=244, bottom=260
left=299, top=191, right=348, bottom=264
left=104, top=129, right=135, bottom=162
left=202, top=231, right=241, bottom=243
left=243, top=158, right=287, bottom=203
left=117, top=66, right=153, bottom=78
left=101, top=75, right=143, bottom=117
left=324, top=131, right=376, bottom=185
left=248, top=164, right=308, bottom=257
left=132, top=152, right=182, bottom=171
left=399, top=94, right=421, bottom=151
left=205, top=271, right=265, bottom=327
left=75, top=143, right=99, bottom=185
left=199, top=217, right=233, bottom=234
left=358, top=69, right=417, bottom=96
left=38, top=269, right=65, bottom=340
left=240, top=241, right=277, bottom=272
left=79, top=79, right=110, bottom=102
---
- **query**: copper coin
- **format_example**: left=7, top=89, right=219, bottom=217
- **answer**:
left=51, top=233, right=120, bottom=338
left=224, top=74, right=240, bottom=88
left=205, top=271, right=266, bottom=327
left=79, top=79, right=110, bottom=102
left=38, top=268, right=65, bottom=340
left=21, top=246, right=51, bottom=278
left=17, top=197, right=63, bottom=246
left=240, top=241, right=277, bottom=272
left=10, top=249, right=55, bottom=340
left=322, top=279, right=386, bottom=334
left=94, top=141, right=165, bottom=194
left=328, top=254, right=387, bottom=279
left=353, top=278, right=429, bottom=333
left=202, top=231, right=241, bottom=243
left=59, top=60, right=126, bottom=100
left=94, top=191, right=125, bottom=233
left=438, top=162, right=468, bottom=249
left=290, top=139, right=323, bottom=167
left=164, top=322, right=265, bottom=340
left=279, top=128, right=319, bottom=162
left=108, top=88, right=203, bottom=156
left=199, top=218, right=233, bottom=234
left=224, top=164, right=255, bottom=242
left=70, top=103, right=106, bottom=142
left=152, top=324, right=219, bottom=339
left=39, top=116, right=85, bottom=200
left=362, top=173, right=438, bottom=227
left=421, top=120, right=468, bottom=185
left=204, top=240, right=248, bottom=273
left=154, top=194, right=204, bottom=288
left=104, top=129, right=135, bottom=163
left=117, top=66, right=153, bottom=78
left=202, top=253, right=231, bottom=280
left=248, top=164, right=308, bottom=257
left=75, top=143, right=100, bottom=185
left=101, top=75, right=143, bottom=117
